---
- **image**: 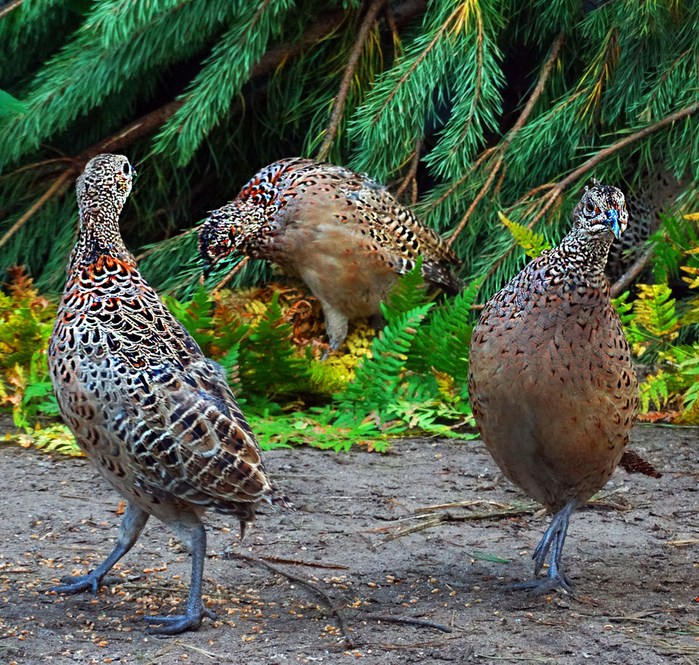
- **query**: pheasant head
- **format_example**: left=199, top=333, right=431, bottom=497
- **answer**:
left=561, top=179, right=629, bottom=282
left=77, top=154, right=136, bottom=217
left=72, top=154, right=136, bottom=269
left=198, top=200, right=276, bottom=275
left=571, top=179, right=628, bottom=241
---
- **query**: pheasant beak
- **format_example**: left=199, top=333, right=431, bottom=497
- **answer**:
left=202, top=255, right=214, bottom=278
left=605, top=208, right=624, bottom=239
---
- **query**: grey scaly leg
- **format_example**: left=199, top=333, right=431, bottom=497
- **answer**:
left=51, top=501, right=149, bottom=595
left=320, top=302, right=349, bottom=359
left=144, top=515, right=216, bottom=635
left=511, top=499, right=577, bottom=594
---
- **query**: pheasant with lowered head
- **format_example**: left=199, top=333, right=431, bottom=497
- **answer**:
left=198, top=158, right=462, bottom=352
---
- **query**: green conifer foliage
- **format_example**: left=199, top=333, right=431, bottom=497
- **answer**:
left=0, top=0, right=697, bottom=300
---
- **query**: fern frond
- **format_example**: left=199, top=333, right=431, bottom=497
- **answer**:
left=381, top=256, right=432, bottom=323
left=633, top=284, right=679, bottom=339
left=498, top=211, right=551, bottom=258
left=335, top=302, right=433, bottom=420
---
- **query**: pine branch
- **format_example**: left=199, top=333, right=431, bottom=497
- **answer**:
left=213, top=257, right=250, bottom=296
left=529, top=100, right=699, bottom=229
left=0, top=0, right=22, bottom=20
left=454, top=9, right=484, bottom=146
left=316, top=0, right=387, bottom=161
left=485, top=100, right=699, bottom=284
left=422, top=146, right=496, bottom=215
left=0, top=9, right=357, bottom=252
left=374, top=4, right=463, bottom=121
left=446, top=30, right=565, bottom=248
left=0, top=170, right=72, bottom=252
left=447, top=154, right=503, bottom=248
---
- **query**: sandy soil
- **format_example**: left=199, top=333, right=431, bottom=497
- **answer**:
left=0, top=423, right=698, bottom=664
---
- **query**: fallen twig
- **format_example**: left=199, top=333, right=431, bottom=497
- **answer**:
left=259, top=555, right=349, bottom=570
left=414, top=499, right=512, bottom=514
left=381, top=503, right=539, bottom=543
left=360, top=613, right=452, bottom=633
left=225, top=550, right=354, bottom=647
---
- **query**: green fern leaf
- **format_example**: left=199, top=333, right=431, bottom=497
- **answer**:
left=499, top=211, right=551, bottom=259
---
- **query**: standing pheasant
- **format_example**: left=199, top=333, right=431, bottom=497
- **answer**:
left=48, top=154, right=290, bottom=634
left=198, top=158, right=462, bottom=351
left=468, top=180, right=639, bottom=593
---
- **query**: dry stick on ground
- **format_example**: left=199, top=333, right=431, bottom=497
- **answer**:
left=359, top=614, right=452, bottom=633
left=226, top=550, right=354, bottom=647
left=414, top=499, right=512, bottom=514
left=484, top=99, right=699, bottom=285
left=259, top=555, right=350, bottom=570
left=316, top=0, right=387, bottom=161
left=381, top=503, right=540, bottom=543
left=446, top=30, right=565, bottom=248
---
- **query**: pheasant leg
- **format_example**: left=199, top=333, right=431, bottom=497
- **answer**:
left=145, top=519, right=216, bottom=634
left=320, top=302, right=349, bottom=357
left=50, top=502, right=149, bottom=595
left=512, top=499, right=577, bottom=594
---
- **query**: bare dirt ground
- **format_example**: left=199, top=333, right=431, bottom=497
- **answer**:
left=1, top=423, right=698, bottom=665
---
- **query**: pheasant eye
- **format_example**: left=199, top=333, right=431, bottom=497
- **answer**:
left=585, top=201, right=594, bottom=213
left=122, top=162, right=131, bottom=176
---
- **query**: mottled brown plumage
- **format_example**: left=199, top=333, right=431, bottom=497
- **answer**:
left=48, top=154, right=290, bottom=634
left=468, top=180, right=639, bottom=593
left=606, top=169, right=687, bottom=283
left=199, top=158, right=461, bottom=351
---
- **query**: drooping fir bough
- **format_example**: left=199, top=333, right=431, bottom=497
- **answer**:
left=48, top=154, right=290, bottom=635
left=0, top=1, right=696, bottom=298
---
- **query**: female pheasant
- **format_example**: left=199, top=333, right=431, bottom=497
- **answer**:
left=48, top=154, right=290, bottom=634
left=198, top=158, right=462, bottom=351
left=468, top=180, right=639, bottom=593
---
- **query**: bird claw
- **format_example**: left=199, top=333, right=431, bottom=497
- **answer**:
left=49, top=572, right=103, bottom=596
left=510, top=572, right=575, bottom=596
left=144, top=606, right=216, bottom=635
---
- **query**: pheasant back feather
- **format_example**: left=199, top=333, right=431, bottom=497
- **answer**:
left=200, top=158, right=462, bottom=292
